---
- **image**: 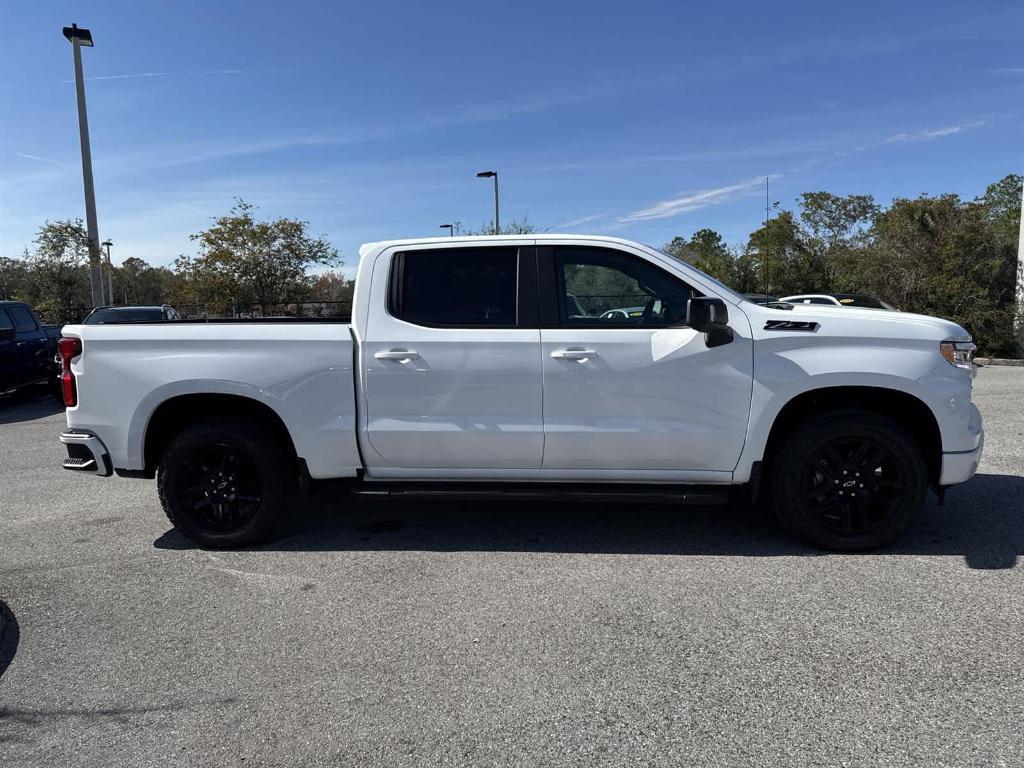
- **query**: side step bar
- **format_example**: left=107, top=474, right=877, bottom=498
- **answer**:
left=350, top=482, right=729, bottom=506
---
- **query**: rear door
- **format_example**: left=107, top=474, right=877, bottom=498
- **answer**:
left=538, top=244, right=753, bottom=475
left=360, top=243, right=544, bottom=471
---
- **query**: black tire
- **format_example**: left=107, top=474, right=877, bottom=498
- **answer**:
left=768, top=410, right=928, bottom=551
left=157, top=417, right=291, bottom=548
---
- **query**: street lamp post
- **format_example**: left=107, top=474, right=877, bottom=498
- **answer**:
left=439, top=224, right=455, bottom=237
left=476, top=171, right=499, bottom=234
left=62, top=23, right=105, bottom=309
left=102, top=239, right=114, bottom=305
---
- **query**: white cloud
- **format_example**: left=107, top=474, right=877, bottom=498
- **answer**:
left=882, top=119, right=987, bottom=144
left=13, top=152, right=61, bottom=163
left=554, top=213, right=606, bottom=229
left=63, top=72, right=169, bottom=83
left=618, top=176, right=777, bottom=224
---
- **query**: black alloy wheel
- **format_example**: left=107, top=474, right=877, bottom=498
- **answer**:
left=770, top=410, right=928, bottom=550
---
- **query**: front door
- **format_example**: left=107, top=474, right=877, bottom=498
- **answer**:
left=361, top=244, right=544, bottom=471
left=539, top=245, right=752, bottom=474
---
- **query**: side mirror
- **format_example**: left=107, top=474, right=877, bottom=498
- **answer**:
left=686, top=297, right=733, bottom=348
left=0, top=327, right=15, bottom=342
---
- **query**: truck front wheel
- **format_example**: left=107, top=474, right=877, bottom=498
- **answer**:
left=157, top=417, right=290, bottom=548
left=768, top=410, right=928, bottom=551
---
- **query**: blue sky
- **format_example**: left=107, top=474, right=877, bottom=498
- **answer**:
left=1, top=0, right=1022, bottom=275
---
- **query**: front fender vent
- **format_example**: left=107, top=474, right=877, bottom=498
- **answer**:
left=765, top=320, right=820, bottom=332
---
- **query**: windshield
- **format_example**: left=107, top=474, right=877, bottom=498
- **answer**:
left=84, top=307, right=164, bottom=324
left=652, top=246, right=745, bottom=303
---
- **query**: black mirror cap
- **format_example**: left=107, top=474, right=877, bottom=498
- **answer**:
left=685, top=296, right=729, bottom=331
left=686, top=297, right=733, bottom=347
left=0, top=328, right=15, bottom=342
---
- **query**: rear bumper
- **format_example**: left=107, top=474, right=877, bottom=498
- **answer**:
left=59, top=431, right=112, bottom=477
left=939, top=429, right=984, bottom=486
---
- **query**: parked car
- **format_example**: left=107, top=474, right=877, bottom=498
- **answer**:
left=781, top=293, right=898, bottom=310
left=0, top=301, right=62, bottom=397
left=57, top=235, right=981, bottom=552
left=81, top=305, right=180, bottom=324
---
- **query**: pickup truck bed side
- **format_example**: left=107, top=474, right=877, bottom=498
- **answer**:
left=63, top=322, right=360, bottom=479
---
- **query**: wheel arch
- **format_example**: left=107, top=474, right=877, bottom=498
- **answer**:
left=141, top=392, right=300, bottom=479
left=758, top=386, right=943, bottom=487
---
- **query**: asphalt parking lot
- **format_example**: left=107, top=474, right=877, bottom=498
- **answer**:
left=1, top=368, right=1023, bottom=767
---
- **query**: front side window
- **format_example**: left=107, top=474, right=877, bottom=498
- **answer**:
left=390, top=247, right=518, bottom=327
left=554, top=247, right=697, bottom=327
left=0, top=309, right=14, bottom=332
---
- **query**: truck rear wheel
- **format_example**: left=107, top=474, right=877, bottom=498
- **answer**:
left=768, top=410, right=928, bottom=551
left=157, top=417, right=290, bottom=548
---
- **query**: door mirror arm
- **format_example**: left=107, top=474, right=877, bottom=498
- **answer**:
left=685, top=297, right=734, bottom=348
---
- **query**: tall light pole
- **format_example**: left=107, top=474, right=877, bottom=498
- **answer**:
left=439, top=224, right=454, bottom=237
left=102, top=239, right=114, bottom=305
left=63, top=23, right=105, bottom=309
left=476, top=171, right=499, bottom=234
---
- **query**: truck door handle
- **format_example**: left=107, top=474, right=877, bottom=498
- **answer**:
left=550, top=348, right=596, bottom=361
left=374, top=349, right=420, bottom=361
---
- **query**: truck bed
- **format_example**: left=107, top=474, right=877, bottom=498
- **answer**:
left=61, top=321, right=361, bottom=479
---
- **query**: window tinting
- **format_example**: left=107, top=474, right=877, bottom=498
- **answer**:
left=554, top=247, right=697, bottom=327
left=85, top=307, right=164, bottom=324
left=8, top=305, right=37, bottom=332
left=0, top=309, right=14, bottom=332
left=392, top=247, right=518, bottom=327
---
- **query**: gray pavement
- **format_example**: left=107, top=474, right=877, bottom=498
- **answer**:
left=1, top=368, right=1023, bottom=767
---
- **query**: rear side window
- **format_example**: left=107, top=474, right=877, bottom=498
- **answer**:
left=8, top=305, right=37, bottom=332
left=390, top=247, right=518, bottom=327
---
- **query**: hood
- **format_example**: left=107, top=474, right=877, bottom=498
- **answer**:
left=760, top=302, right=971, bottom=342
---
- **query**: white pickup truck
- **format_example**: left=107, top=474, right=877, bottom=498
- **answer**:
left=57, top=235, right=983, bottom=550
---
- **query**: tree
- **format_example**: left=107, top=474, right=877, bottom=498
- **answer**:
left=744, top=210, right=813, bottom=297
left=115, top=256, right=181, bottom=306
left=664, top=229, right=737, bottom=286
left=463, top=217, right=537, bottom=236
left=21, top=220, right=93, bottom=323
left=172, top=200, right=340, bottom=312
left=798, top=192, right=878, bottom=292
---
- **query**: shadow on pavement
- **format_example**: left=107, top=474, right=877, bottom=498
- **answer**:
left=153, top=472, right=1024, bottom=570
left=0, top=697, right=239, bottom=746
left=0, top=392, right=64, bottom=425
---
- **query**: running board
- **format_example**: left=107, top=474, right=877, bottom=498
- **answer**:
left=350, top=482, right=729, bottom=506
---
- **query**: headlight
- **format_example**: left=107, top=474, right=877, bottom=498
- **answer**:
left=939, top=340, right=975, bottom=370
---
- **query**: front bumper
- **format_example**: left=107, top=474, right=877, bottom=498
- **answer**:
left=939, top=429, right=984, bottom=486
left=59, top=431, right=112, bottom=477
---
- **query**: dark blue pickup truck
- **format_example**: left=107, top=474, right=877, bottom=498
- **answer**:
left=0, top=301, right=63, bottom=397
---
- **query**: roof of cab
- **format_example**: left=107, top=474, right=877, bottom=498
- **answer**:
left=357, top=234, right=645, bottom=259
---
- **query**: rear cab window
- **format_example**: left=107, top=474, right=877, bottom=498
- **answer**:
left=389, top=247, right=520, bottom=327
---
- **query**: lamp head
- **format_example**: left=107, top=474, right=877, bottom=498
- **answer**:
left=63, top=23, right=94, bottom=46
